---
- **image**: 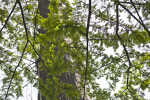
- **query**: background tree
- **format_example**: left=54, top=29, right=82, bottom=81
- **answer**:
left=37, top=0, right=83, bottom=100
left=0, top=0, right=150, bottom=100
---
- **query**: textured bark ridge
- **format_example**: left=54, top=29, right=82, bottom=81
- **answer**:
left=38, top=0, right=50, bottom=18
left=37, top=1, right=49, bottom=100
left=58, top=71, right=77, bottom=100
left=37, top=0, right=78, bottom=100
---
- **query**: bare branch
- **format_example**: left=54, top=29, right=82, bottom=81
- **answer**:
left=89, top=38, right=114, bottom=41
left=18, top=0, right=29, bottom=40
left=120, top=1, right=145, bottom=5
left=119, top=2, right=150, bottom=38
left=0, top=0, right=18, bottom=33
left=130, top=0, right=147, bottom=32
left=116, top=88, right=127, bottom=98
left=28, top=41, right=58, bottom=85
left=90, top=54, right=128, bottom=73
left=33, top=8, right=39, bottom=46
left=83, top=0, right=91, bottom=99
left=5, top=41, right=28, bottom=100
left=116, top=0, right=132, bottom=89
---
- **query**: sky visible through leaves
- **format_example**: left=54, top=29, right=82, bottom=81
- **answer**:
left=1, top=0, right=150, bottom=100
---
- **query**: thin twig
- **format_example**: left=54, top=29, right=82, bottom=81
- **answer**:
left=5, top=41, right=28, bottom=100
left=120, top=1, right=145, bottom=5
left=90, top=54, right=128, bottom=73
left=118, top=2, right=150, bottom=37
left=116, top=88, right=127, bottom=98
left=130, top=0, right=148, bottom=32
left=116, top=0, right=132, bottom=89
left=0, top=0, right=18, bottom=33
left=89, top=38, right=114, bottom=41
left=33, top=6, right=39, bottom=46
left=28, top=41, right=57, bottom=84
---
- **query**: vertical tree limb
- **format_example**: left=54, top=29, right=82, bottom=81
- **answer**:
left=83, top=0, right=91, bottom=100
left=115, top=0, right=132, bottom=90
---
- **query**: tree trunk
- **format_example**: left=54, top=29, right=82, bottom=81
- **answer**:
left=37, top=0, right=78, bottom=100
left=37, top=0, right=49, bottom=99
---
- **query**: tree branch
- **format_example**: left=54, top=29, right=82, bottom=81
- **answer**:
left=116, top=0, right=132, bottom=89
left=5, top=41, right=28, bottom=100
left=0, top=0, right=18, bottom=33
left=28, top=41, right=57, bottom=85
left=18, top=0, right=29, bottom=41
left=89, top=38, right=114, bottom=41
left=119, top=2, right=150, bottom=38
left=116, top=88, right=127, bottom=98
left=90, top=54, right=128, bottom=73
left=120, top=1, right=145, bottom=5
left=83, top=0, right=91, bottom=99
left=130, top=0, right=147, bottom=31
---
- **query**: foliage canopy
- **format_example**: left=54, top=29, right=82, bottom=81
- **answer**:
left=0, top=0, right=150, bottom=99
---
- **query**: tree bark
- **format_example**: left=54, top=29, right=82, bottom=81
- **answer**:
left=37, top=1, right=50, bottom=100
left=37, top=0, right=78, bottom=100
